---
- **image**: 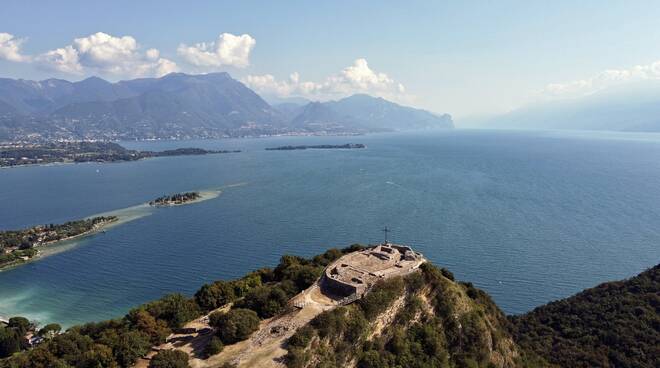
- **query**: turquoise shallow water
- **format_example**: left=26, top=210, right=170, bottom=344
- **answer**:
left=1, top=129, right=659, bottom=327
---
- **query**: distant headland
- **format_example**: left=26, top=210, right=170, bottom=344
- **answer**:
left=0, top=141, right=240, bottom=168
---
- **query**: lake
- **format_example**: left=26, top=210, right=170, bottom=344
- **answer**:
left=1, top=129, right=659, bottom=327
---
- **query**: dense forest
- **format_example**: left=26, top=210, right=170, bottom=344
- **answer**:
left=1, top=248, right=657, bottom=368
left=510, top=264, right=660, bottom=368
left=0, top=245, right=363, bottom=367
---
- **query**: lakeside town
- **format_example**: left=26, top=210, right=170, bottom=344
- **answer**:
left=0, top=217, right=118, bottom=270
left=0, top=141, right=239, bottom=168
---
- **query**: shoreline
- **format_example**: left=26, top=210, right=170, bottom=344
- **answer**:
left=0, top=185, right=238, bottom=272
left=0, top=218, right=120, bottom=272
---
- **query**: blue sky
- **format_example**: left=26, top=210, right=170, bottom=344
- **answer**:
left=2, top=0, right=660, bottom=117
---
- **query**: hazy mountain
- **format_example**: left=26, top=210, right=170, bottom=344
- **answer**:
left=0, top=73, right=283, bottom=139
left=0, top=74, right=452, bottom=140
left=0, top=77, right=133, bottom=115
left=51, top=73, right=281, bottom=130
left=272, top=102, right=307, bottom=122
left=292, top=94, right=453, bottom=132
left=262, top=94, right=311, bottom=106
left=481, top=81, right=660, bottom=131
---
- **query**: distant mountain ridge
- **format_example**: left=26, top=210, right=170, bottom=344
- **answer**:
left=480, top=81, right=660, bottom=132
left=280, top=94, right=453, bottom=133
left=0, top=73, right=452, bottom=141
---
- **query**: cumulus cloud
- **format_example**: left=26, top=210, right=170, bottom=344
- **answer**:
left=36, top=32, right=179, bottom=77
left=543, top=60, right=660, bottom=98
left=0, top=33, right=29, bottom=62
left=37, top=45, right=83, bottom=74
left=1, top=31, right=178, bottom=78
left=244, top=58, right=407, bottom=101
left=177, top=33, right=255, bottom=68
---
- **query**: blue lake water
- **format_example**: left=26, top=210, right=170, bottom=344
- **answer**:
left=1, top=129, right=659, bottom=327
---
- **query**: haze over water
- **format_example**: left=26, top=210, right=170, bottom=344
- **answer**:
left=1, top=130, right=659, bottom=327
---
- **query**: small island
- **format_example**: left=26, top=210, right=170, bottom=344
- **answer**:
left=0, top=216, right=117, bottom=269
left=0, top=141, right=240, bottom=167
left=265, top=143, right=366, bottom=151
left=149, top=192, right=202, bottom=207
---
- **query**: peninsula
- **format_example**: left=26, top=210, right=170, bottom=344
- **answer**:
left=265, top=143, right=366, bottom=151
left=149, top=192, right=202, bottom=207
left=0, top=216, right=117, bottom=269
left=0, top=141, right=240, bottom=167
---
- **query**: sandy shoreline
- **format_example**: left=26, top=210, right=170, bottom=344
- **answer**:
left=0, top=218, right=119, bottom=272
left=0, top=185, right=241, bottom=272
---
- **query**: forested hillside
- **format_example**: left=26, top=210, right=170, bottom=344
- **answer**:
left=510, top=264, right=660, bottom=368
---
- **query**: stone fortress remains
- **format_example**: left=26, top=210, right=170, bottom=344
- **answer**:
left=320, top=242, right=426, bottom=303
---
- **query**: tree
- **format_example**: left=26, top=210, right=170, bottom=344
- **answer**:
left=48, top=331, right=95, bottom=367
left=4, top=345, right=70, bottom=367
left=8, top=317, right=32, bottom=336
left=139, top=294, right=200, bottom=329
left=148, top=349, right=190, bottom=368
left=194, top=281, right=237, bottom=311
left=113, top=331, right=151, bottom=367
left=235, top=285, right=290, bottom=318
left=126, top=310, right=170, bottom=344
left=0, top=326, right=23, bottom=358
left=209, top=309, right=260, bottom=344
left=78, top=344, right=118, bottom=368
left=38, top=323, right=62, bottom=339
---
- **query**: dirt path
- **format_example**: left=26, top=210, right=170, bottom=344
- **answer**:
left=200, top=284, right=337, bottom=368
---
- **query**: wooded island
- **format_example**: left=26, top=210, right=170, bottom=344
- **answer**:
left=265, top=143, right=366, bottom=150
left=149, top=192, right=202, bottom=207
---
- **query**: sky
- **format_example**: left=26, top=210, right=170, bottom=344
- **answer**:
left=2, top=1, right=660, bottom=118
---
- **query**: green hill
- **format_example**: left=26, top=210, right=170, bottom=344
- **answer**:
left=510, top=264, right=660, bottom=368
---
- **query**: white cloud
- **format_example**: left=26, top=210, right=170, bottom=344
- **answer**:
left=177, top=33, right=255, bottom=68
left=37, top=45, right=83, bottom=74
left=0, top=33, right=29, bottom=62
left=244, top=58, right=407, bottom=101
left=543, top=60, right=660, bottom=98
left=40, top=32, right=179, bottom=77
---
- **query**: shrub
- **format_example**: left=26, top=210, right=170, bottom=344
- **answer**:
left=440, top=268, right=455, bottom=281
left=126, top=309, right=171, bottom=344
left=37, top=323, right=62, bottom=339
left=358, top=277, right=404, bottom=319
left=235, top=285, right=290, bottom=318
left=148, top=349, right=190, bottom=368
left=195, top=282, right=235, bottom=311
left=204, top=336, right=224, bottom=357
left=139, top=294, right=201, bottom=328
left=204, top=336, right=225, bottom=357
left=210, top=308, right=260, bottom=344
left=288, top=325, right=314, bottom=348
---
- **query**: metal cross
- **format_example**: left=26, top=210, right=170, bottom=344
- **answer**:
left=382, top=227, right=390, bottom=243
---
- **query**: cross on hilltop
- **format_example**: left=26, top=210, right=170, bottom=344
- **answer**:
left=382, top=227, right=391, bottom=243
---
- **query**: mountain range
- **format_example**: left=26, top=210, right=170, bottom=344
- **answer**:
left=0, top=73, right=452, bottom=141
left=475, top=81, right=660, bottom=132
